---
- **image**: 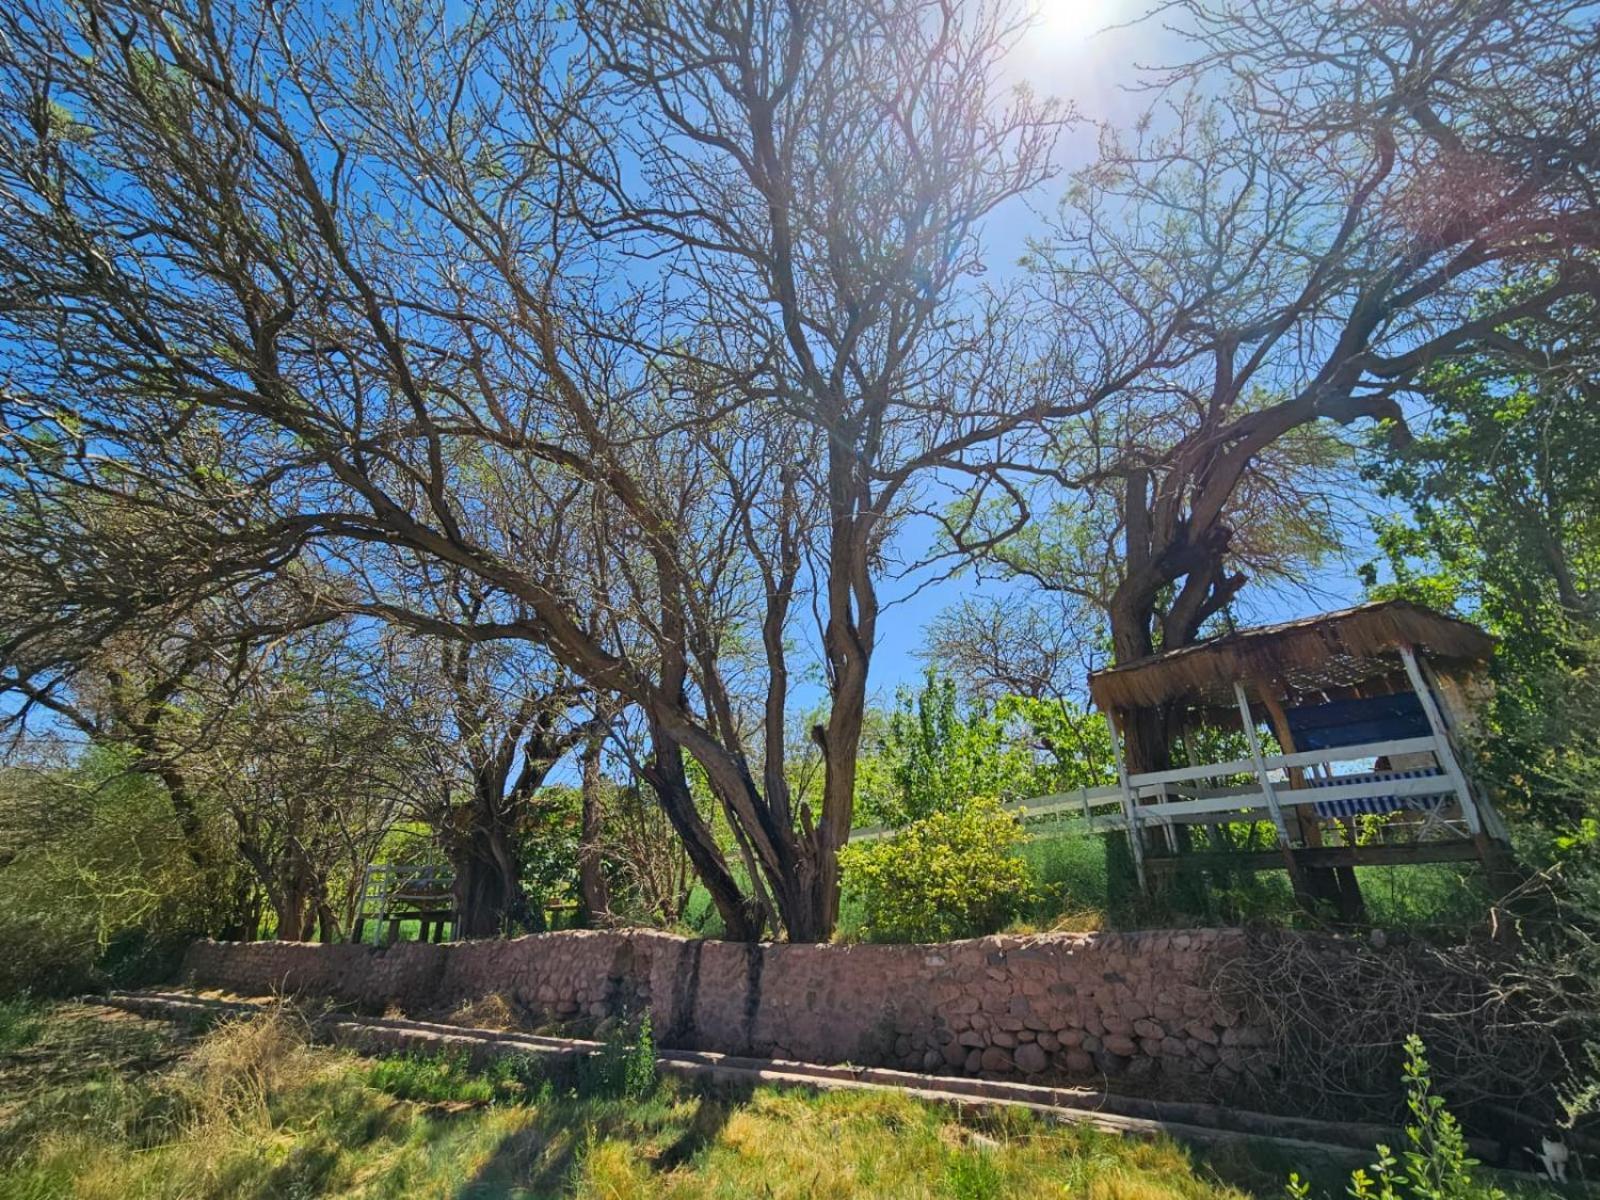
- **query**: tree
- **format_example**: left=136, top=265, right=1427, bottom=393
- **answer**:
left=0, top=0, right=1060, bottom=939
left=182, top=624, right=416, bottom=941
left=855, top=669, right=1109, bottom=828
left=1364, top=293, right=1600, bottom=826
left=921, top=592, right=1099, bottom=707
left=963, top=0, right=1600, bottom=768
left=373, top=570, right=591, bottom=938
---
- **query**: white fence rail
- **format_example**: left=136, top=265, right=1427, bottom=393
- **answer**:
left=846, top=734, right=1466, bottom=844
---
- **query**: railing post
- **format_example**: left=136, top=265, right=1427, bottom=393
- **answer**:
left=1105, top=710, right=1146, bottom=891
left=1398, top=644, right=1485, bottom=837
left=1232, top=682, right=1293, bottom=848
left=1234, top=681, right=1312, bottom=900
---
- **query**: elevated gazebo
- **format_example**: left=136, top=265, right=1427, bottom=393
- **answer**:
left=1083, top=601, right=1512, bottom=918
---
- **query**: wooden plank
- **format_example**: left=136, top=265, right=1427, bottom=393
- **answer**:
left=1120, top=737, right=1441, bottom=791
left=1144, top=840, right=1484, bottom=873
left=1106, top=710, right=1146, bottom=890
left=1270, top=737, right=1439, bottom=771
left=1400, top=645, right=1484, bottom=841
left=1234, top=683, right=1292, bottom=848
left=1124, top=756, right=1258, bottom=789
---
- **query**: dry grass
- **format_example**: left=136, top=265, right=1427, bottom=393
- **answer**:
left=0, top=999, right=1449, bottom=1200
left=450, top=991, right=526, bottom=1032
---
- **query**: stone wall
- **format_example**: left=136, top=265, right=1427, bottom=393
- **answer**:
left=179, top=928, right=1273, bottom=1099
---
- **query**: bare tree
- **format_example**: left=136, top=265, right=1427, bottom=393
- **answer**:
left=573, top=0, right=1064, bottom=933
left=969, top=0, right=1600, bottom=768
left=921, top=592, right=1102, bottom=706
left=0, top=0, right=1061, bottom=939
left=184, top=624, right=415, bottom=941
left=375, top=572, right=591, bottom=938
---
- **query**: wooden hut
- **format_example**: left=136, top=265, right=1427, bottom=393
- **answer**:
left=1084, top=600, right=1511, bottom=918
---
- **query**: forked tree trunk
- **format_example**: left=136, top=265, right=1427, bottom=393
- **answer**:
left=643, top=725, right=761, bottom=942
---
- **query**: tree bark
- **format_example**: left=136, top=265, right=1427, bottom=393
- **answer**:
left=642, top=724, right=760, bottom=942
left=451, top=817, right=537, bottom=939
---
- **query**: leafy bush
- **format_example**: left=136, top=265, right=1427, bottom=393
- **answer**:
left=1287, top=1036, right=1506, bottom=1200
left=840, top=796, right=1034, bottom=943
left=0, top=752, right=227, bottom=997
left=579, top=1013, right=658, bottom=1101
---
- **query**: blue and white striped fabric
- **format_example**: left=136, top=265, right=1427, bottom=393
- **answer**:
left=1307, top=768, right=1452, bottom=819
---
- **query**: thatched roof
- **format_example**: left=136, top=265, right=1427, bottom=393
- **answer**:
left=1088, top=600, right=1494, bottom=714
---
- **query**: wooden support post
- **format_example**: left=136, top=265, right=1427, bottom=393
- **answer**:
left=1398, top=645, right=1485, bottom=839
left=1254, top=685, right=1320, bottom=844
left=1255, top=681, right=1365, bottom=922
left=1106, top=709, right=1147, bottom=892
left=350, top=868, right=373, bottom=944
left=1415, top=653, right=1512, bottom=844
left=1233, top=682, right=1308, bottom=896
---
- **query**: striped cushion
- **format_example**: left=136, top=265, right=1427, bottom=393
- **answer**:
left=1307, top=768, right=1452, bottom=818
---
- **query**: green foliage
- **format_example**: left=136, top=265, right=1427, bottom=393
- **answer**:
left=1289, top=1036, right=1505, bottom=1200
left=0, top=750, right=227, bottom=997
left=579, top=1013, right=659, bottom=1101
left=855, top=669, right=1110, bottom=829
left=1362, top=298, right=1600, bottom=827
left=515, top=783, right=583, bottom=918
left=944, top=1145, right=1005, bottom=1199
left=0, top=995, right=42, bottom=1055
left=366, top=1050, right=499, bottom=1104
left=840, top=796, right=1034, bottom=942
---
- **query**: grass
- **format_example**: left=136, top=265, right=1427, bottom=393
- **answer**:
left=0, top=999, right=1343, bottom=1199
left=0, top=993, right=44, bottom=1054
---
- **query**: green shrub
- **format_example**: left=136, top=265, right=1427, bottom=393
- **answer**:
left=0, top=752, right=227, bottom=997
left=0, top=994, right=42, bottom=1055
left=1287, top=1035, right=1506, bottom=1200
left=839, top=796, right=1034, bottom=943
left=579, top=1013, right=658, bottom=1101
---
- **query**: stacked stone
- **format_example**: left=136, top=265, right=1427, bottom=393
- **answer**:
left=179, top=926, right=1274, bottom=1102
left=912, top=931, right=1268, bottom=1092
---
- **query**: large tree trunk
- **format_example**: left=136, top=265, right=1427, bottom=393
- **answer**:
left=643, top=724, right=761, bottom=942
left=1107, top=575, right=1173, bottom=774
left=451, top=816, right=536, bottom=939
left=809, top=466, right=878, bottom=942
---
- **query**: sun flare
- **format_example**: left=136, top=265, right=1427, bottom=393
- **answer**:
left=1032, top=0, right=1126, bottom=46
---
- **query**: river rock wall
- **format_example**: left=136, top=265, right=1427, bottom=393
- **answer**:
left=179, top=928, right=1275, bottom=1098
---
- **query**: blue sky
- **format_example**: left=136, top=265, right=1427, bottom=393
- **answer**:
left=858, top=1, right=1379, bottom=703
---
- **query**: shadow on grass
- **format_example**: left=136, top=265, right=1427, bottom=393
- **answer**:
left=452, top=1077, right=754, bottom=1199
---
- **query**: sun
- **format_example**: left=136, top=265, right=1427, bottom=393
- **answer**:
left=1031, top=0, right=1127, bottom=47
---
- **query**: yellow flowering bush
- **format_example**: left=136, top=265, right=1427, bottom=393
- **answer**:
left=839, top=796, right=1034, bottom=943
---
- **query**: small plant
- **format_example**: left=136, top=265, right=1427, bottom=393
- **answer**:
left=839, top=796, right=1035, bottom=943
left=0, top=994, right=42, bottom=1055
left=945, top=1146, right=1004, bottom=1200
left=1287, top=1035, right=1506, bottom=1200
left=579, top=1012, right=658, bottom=1100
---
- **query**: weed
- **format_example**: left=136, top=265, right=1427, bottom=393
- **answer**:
left=0, top=993, right=42, bottom=1054
left=946, top=1146, right=1005, bottom=1199
left=578, top=1012, right=659, bottom=1101
left=1286, top=1035, right=1507, bottom=1200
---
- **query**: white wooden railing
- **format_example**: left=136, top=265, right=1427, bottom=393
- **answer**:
left=846, top=733, right=1477, bottom=844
